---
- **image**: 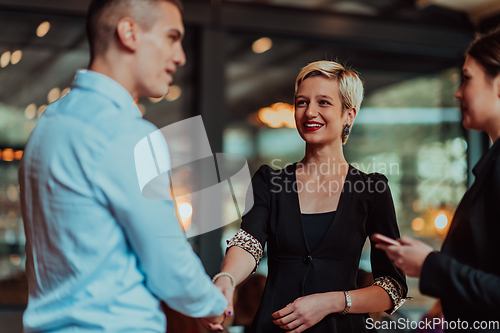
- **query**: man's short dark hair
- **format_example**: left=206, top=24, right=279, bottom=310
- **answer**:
left=86, top=0, right=183, bottom=63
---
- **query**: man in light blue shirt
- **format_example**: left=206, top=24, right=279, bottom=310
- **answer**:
left=18, top=0, right=227, bottom=331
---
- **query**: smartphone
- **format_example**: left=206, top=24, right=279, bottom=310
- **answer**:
left=370, top=233, right=400, bottom=246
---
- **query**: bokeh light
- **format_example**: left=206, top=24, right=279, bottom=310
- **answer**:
left=37, top=21, right=50, bottom=37
left=435, top=214, right=448, bottom=229
left=47, top=87, right=61, bottom=104
left=1, top=51, right=11, bottom=68
left=257, top=102, right=295, bottom=128
left=165, top=85, right=182, bottom=102
left=10, top=50, right=22, bottom=65
left=25, top=104, right=37, bottom=119
left=412, top=217, right=425, bottom=231
left=252, top=37, right=273, bottom=54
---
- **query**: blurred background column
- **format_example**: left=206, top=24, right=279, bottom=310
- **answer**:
left=192, top=3, right=227, bottom=277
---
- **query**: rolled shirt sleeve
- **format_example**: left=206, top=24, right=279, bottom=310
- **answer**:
left=93, top=122, right=227, bottom=318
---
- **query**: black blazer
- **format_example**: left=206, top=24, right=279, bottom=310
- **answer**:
left=420, top=139, right=500, bottom=332
left=241, top=163, right=407, bottom=333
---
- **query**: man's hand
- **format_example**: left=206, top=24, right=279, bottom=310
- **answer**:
left=271, top=292, right=343, bottom=333
left=198, top=313, right=225, bottom=331
left=375, top=236, right=434, bottom=278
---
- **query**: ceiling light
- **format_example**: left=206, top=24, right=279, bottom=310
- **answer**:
left=1, top=51, right=11, bottom=68
left=37, top=21, right=50, bottom=37
left=61, top=87, right=71, bottom=98
left=165, top=85, right=181, bottom=102
left=47, top=87, right=61, bottom=104
left=257, top=102, right=295, bottom=128
left=252, top=37, right=273, bottom=54
left=10, top=50, right=22, bottom=65
left=25, top=104, right=37, bottom=119
left=37, top=105, right=47, bottom=117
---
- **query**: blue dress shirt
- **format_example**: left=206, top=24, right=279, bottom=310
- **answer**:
left=19, top=70, right=227, bottom=332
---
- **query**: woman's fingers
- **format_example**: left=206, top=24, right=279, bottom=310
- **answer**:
left=272, top=302, right=294, bottom=319
left=272, top=309, right=302, bottom=330
left=375, top=243, right=399, bottom=260
left=273, top=310, right=298, bottom=326
left=215, top=277, right=235, bottom=313
left=279, top=317, right=301, bottom=331
left=214, top=280, right=234, bottom=318
left=399, top=236, right=414, bottom=245
left=224, top=307, right=233, bottom=317
left=287, top=323, right=307, bottom=333
left=222, top=289, right=234, bottom=317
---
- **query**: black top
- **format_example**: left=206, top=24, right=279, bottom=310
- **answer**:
left=301, top=211, right=336, bottom=251
left=420, top=139, right=500, bottom=331
left=241, top=163, right=407, bottom=333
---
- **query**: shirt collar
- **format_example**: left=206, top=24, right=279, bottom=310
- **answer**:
left=71, top=69, right=142, bottom=117
left=472, top=137, right=500, bottom=176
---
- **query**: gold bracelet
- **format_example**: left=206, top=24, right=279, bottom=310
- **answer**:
left=212, top=272, right=236, bottom=290
left=341, top=291, right=351, bottom=315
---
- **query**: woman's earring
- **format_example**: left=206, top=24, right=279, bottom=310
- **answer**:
left=343, top=124, right=350, bottom=136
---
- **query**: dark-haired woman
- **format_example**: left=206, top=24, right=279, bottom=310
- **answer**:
left=203, top=60, right=410, bottom=333
left=377, top=29, right=500, bottom=331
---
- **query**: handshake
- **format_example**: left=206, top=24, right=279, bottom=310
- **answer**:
left=198, top=274, right=236, bottom=331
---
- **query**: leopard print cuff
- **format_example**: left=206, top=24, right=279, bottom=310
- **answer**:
left=226, top=229, right=264, bottom=272
left=373, top=276, right=412, bottom=315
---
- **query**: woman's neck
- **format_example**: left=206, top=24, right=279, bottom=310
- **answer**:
left=483, top=106, right=500, bottom=143
left=488, top=127, right=500, bottom=143
left=300, top=142, right=348, bottom=176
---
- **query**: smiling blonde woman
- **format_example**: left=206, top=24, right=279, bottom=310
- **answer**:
left=210, top=60, right=409, bottom=333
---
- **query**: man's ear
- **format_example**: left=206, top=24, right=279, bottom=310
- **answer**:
left=116, top=18, right=139, bottom=51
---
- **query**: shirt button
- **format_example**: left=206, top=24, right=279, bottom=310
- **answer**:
left=303, top=255, right=312, bottom=264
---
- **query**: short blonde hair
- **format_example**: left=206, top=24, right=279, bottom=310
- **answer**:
left=294, top=60, right=364, bottom=144
left=295, top=60, right=364, bottom=113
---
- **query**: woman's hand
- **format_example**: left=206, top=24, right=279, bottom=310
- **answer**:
left=198, top=275, right=235, bottom=331
left=214, top=275, right=235, bottom=317
left=271, top=292, right=344, bottom=333
left=375, top=236, right=433, bottom=278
